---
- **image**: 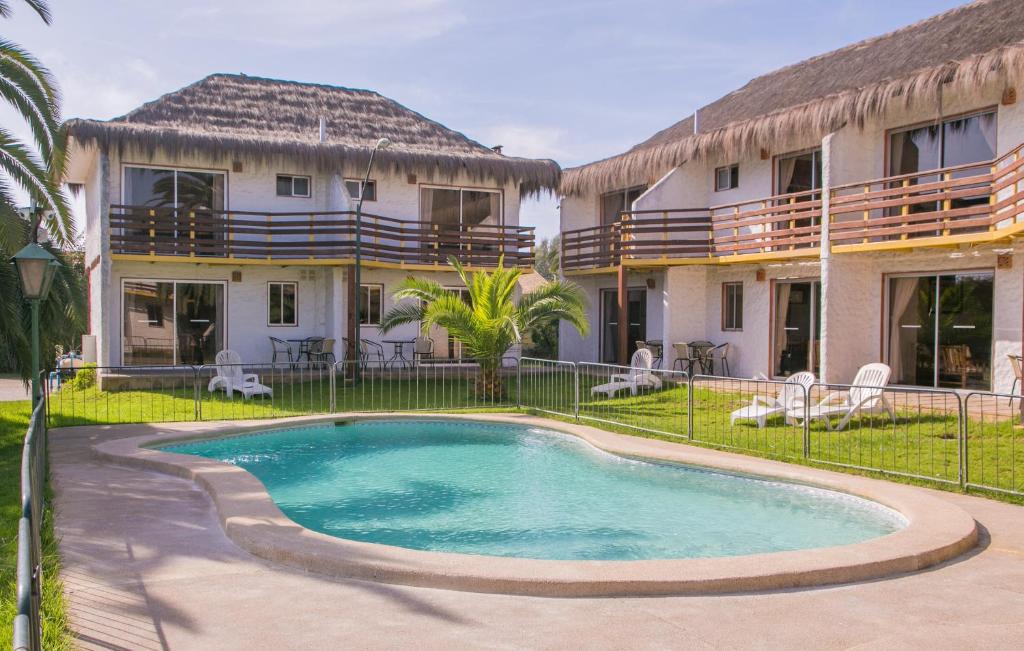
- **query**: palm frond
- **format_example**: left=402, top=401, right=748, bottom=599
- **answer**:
left=0, top=126, right=72, bottom=244
left=378, top=302, right=425, bottom=332
left=0, top=0, right=52, bottom=23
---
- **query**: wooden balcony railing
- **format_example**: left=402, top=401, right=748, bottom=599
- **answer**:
left=562, top=142, right=1024, bottom=272
left=109, top=205, right=535, bottom=268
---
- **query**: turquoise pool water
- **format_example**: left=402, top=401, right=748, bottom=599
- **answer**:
left=161, top=419, right=905, bottom=561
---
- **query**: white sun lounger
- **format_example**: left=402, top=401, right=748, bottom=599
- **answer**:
left=591, top=348, right=662, bottom=397
left=730, top=371, right=815, bottom=428
left=790, top=362, right=895, bottom=431
left=208, top=349, right=273, bottom=399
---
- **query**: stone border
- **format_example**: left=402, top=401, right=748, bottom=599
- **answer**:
left=92, top=413, right=978, bottom=597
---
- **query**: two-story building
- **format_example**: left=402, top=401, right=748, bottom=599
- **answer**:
left=559, top=0, right=1024, bottom=394
left=65, top=73, right=558, bottom=368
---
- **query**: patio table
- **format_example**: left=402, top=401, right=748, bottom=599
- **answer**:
left=382, top=339, right=415, bottom=370
left=645, top=340, right=664, bottom=369
left=288, top=337, right=324, bottom=365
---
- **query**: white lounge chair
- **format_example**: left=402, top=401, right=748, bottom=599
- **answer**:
left=591, top=348, right=663, bottom=397
left=791, top=362, right=895, bottom=431
left=730, top=371, right=815, bottom=428
left=207, top=349, right=273, bottom=400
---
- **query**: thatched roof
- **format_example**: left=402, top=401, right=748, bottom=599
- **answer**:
left=562, top=0, right=1024, bottom=196
left=66, top=73, right=560, bottom=196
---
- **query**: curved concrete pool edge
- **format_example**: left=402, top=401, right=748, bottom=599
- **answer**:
left=91, top=413, right=979, bottom=598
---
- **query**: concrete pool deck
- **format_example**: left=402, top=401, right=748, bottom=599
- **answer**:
left=52, top=417, right=1024, bottom=649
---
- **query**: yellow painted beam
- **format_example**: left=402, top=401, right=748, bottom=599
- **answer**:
left=109, top=253, right=518, bottom=273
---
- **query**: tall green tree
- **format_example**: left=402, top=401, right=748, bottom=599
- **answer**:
left=0, top=0, right=83, bottom=377
left=380, top=255, right=588, bottom=398
left=533, top=235, right=560, bottom=280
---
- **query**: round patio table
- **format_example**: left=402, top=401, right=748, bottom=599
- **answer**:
left=382, top=339, right=415, bottom=369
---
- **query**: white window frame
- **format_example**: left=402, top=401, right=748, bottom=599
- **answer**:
left=359, top=283, right=383, bottom=326
left=119, top=278, right=228, bottom=366
left=276, top=174, right=311, bottom=198
left=714, top=164, right=739, bottom=192
left=345, top=178, right=377, bottom=202
left=722, top=282, right=743, bottom=331
left=419, top=185, right=504, bottom=226
left=267, top=281, right=298, bottom=327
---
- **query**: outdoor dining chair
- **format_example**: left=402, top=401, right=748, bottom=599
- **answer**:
left=360, top=339, right=386, bottom=369
left=710, top=342, right=731, bottom=376
left=269, top=337, right=294, bottom=366
left=309, top=338, right=337, bottom=367
left=413, top=336, right=434, bottom=364
left=1008, top=354, right=1023, bottom=405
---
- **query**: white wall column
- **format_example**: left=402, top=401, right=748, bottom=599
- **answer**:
left=662, top=266, right=709, bottom=370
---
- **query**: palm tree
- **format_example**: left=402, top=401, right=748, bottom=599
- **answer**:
left=380, top=255, right=588, bottom=399
left=0, top=0, right=83, bottom=377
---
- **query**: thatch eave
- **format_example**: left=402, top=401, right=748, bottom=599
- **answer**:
left=67, top=119, right=561, bottom=197
left=561, top=38, right=1024, bottom=197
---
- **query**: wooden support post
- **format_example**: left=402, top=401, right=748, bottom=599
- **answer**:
left=346, top=269, right=358, bottom=365
left=617, top=264, right=628, bottom=365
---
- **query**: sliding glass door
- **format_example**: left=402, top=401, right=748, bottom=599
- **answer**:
left=773, top=280, right=820, bottom=377
left=123, top=280, right=225, bottom=366
left=600, top=288, right=647, bottom=363
left=887, top=272, right=993, bottom=389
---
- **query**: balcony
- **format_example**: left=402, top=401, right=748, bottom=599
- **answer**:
left=562, top=144, right=1024, bottom=272
left=109, top=205, right=535, bottom=269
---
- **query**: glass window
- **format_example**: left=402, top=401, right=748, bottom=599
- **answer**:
left=276, top=174, right=311, bottom=198
left=776, top=150, right=821, bottom=194
left=345, top=179, right=376, bottom=201
left=714, top=165, right=739, bottom=191
left=123, top=280, right=225, bottom=366
left=600, top=185, right=647, bottom=225
left=268, top=282, right=297, bottom=326
left=722, top=282, right=743, bottom=330
left=889, top=110, right=996, bottom=174
left=420, top=187, right=500, bottom=226
left=359, top=284, right=382, bottom=325
left=125, top=166, right=226, bottom=211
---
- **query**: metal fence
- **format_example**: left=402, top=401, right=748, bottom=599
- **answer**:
left=38, top=357, right=1024, bottom=500
left=13, top=399, right=46, bottom=651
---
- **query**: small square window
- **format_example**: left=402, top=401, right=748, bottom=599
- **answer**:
left=345, top=179, right=377, bottom=202
left=722, top=282, right=743, bottom=331
left=715, top=164, right=739, bottom=192
left=268, top=282, right=297, bottom=326
left=359, top=284, right=382, bottom=325
left=276, top=174, right=311, bottom=198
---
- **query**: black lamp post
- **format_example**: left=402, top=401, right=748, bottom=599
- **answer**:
left=352, top=137, right=391, bottom=382
left=12, top=208, right=61, bottom=408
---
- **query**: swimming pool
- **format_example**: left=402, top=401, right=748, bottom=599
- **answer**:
left=161, top=418, right=905, bottom=561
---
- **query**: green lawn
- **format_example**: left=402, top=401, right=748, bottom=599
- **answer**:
left=0, top=401, right=73, bottom=650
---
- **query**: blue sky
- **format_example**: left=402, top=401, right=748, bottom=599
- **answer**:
left=5, top=0, right=965, bottom=240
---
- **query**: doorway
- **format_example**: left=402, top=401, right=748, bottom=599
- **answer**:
left=773, top=280, right=820, bottom=377
left=886, top=272, right=993, bottom=389
left=600, top=288, right=647, bottom=363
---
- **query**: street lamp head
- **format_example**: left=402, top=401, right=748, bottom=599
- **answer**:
left=375, top=137, right=392, bottom=150
left=12, top=242, right=60, bottom=300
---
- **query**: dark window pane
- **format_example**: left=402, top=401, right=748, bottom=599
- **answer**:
left=421, top=188, right=460, bottom=225
left=943, top=112, right=997, bottom=168
left=292, top=176, right=310, bottom=197
left=889, top=126, right=941, bottom=175
left=125, top=167, right=176, bottom=207
left=282, top=283, right=296, bottom=324
left=176, top=283, right=224, bottom=365
left=601, top=191, right=624, bottom=225
left=359, top=285, right=381, bottom=324
left=177, top=171, right=224, bottom=212
left=123, top=280, right=175, bottom=365
left=277, top=175, right=293, bottom=196
left=463, top=190, right=500, bottom=226
left=362, top=180, right=376, bottom=201
left=269, top=283, right=282, bottom=324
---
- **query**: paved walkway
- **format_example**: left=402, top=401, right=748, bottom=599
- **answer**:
left=52, top=423, right=1024, bottom=650
left=0, top=375, right=30, bottom=402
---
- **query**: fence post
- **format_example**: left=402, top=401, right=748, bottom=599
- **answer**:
left=959, top=393, right=968, bottom=490
left=193, top=366, right=202, bottom=421
left=686, top=374, right=694, bottom=440
left=516, top=361, right=522, bottom=409
left=329, top=365, right=337, bottom=413
left=802, top=384, right=810, bottom=458
left=573, top=363, right=580, bottom=421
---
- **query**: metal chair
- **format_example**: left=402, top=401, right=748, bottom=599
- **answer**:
left=360, top=339, right=385, bottom=369
left=672, top=343, right=692, bottom=374
left=270, top=337, right=294, bottom=367
left=309, top=338, right=336, bottom=367
left=1008, top=354, right=1023, bottom=405
left=710, top=342, right=731, bottom=376
left=689, top=340, right=715, bottom=374
left=413, top=336, right=434, bottom=365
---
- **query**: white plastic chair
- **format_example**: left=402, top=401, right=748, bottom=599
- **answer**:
left=207, top=350, right=273, bottom=400
left=591, top=348, right=662, bottom=397
left=793, top=362, right=895, bottom=431
left=731, top=371, right=815, bottom=428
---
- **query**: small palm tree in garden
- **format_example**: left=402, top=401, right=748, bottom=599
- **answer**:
left=380, top=255, right=588, bottom=399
